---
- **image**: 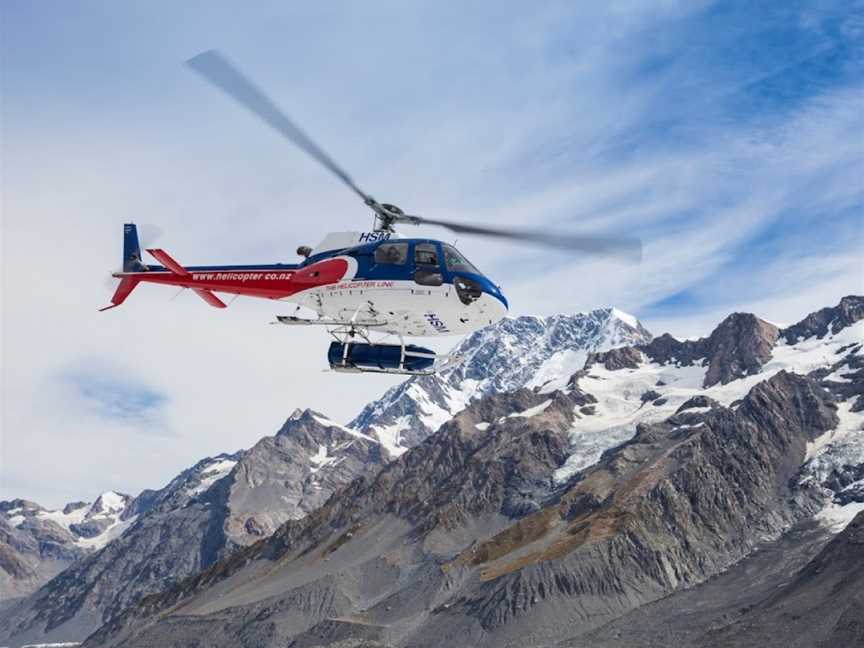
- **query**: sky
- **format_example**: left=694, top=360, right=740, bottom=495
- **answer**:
left=1, top=0, right=862, bottom=507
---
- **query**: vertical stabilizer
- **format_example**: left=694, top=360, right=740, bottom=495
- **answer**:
left=123, top=223, right=145, bottom=272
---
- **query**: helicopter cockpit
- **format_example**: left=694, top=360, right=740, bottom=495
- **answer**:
left=372, top=241, right=479, bottom=274
left=369, top=239, right=499, bottom=307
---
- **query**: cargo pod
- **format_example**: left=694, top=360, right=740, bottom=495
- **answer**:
left=328, top=341, right=437, bottom=375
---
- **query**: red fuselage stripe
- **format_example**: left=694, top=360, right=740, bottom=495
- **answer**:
left=120, top=258, right=350, bottom=300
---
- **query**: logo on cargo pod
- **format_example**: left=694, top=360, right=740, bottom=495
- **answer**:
left=424, top=312, right=450, bottom=333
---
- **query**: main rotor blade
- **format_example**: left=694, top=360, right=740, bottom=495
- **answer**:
left=186, top=50, right=372, bottom=204
left=415, top=216, right=642, bottom=261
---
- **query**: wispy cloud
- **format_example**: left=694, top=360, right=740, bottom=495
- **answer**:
left=59, top=366, right=169, bottom=427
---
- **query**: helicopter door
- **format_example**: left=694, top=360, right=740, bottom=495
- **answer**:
left=413, top=243, right=444, bottom=286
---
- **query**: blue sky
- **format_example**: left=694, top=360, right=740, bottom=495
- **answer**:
left=2, top=0, right=862, bottom=506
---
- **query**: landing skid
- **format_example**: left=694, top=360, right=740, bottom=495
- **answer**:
left=274, top=313, right=461, bottom=376
left=274, top=314, right=387, bottom=328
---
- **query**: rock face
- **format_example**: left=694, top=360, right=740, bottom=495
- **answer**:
left=82, top=367, right=842, bottom=648
left=0, top=493, right=134, bottom=600
left=350, top=308, right=652, bottom=456
left=0, top=411, right=383, bottom=646
left=781, top=295, right=864, bottom=344
left=74, top=297, right=863, bottom=648
left=703, top=510, right=864, bottom=648
left=592, top=312, right=779, bottom=388
left=4, top=298, right=863, bottom=648
left=222, top=409, right=383, bottom=543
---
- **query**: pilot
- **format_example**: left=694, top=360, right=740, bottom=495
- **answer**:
left=384, top=245, right=402, bottom=263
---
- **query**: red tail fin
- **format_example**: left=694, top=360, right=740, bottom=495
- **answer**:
left=100, top=278, right=139, bottom=311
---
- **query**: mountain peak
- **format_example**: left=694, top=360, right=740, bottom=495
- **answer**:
left=782, top=295, right=864, bottom=344
left=350, top=307, right=653, bottom=455
left=608, top=306, right=640, bottom=328
left=702, top=312, right=779, bottom=387
left=277, top=409, right=344, bottom=440
left=89, top=491, right=132, bottom=516
left=636, top=311, right=780, bottom=388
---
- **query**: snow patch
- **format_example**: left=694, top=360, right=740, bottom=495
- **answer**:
left=311, top=414, right=378, bottom=443
left=678, top=406, right=713, bottom=414
left=769, top=320, right=864, bottom=377
left=309, top=444, right=340, bottom=474
left=803, top=400, right=864, bottom=487
left=559, top=320, right=864, bottom=484
left=673, top=422, right=706, bottom=431
left=406, top=383, right=463, bottom=432
left=528, top=349, right=587, bottom=394
left=610, top=307, right=640, bottom=329
left=77, top=514, right=138, bottom=550
left=508, top=400, right=553, bottom=419
left=373, top=417, right=411, bottom=457
left=38, top=506, right=88, bottom=530
left=475, top=422, right=490, bottom=431
left=815, top=500, right=864, bottom=533
left=187, top=459, right=237, bottom=497
left=93, top=491, right=127, bottom=514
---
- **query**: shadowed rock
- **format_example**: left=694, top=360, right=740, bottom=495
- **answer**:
left=781, top=295, right=864, bottom=344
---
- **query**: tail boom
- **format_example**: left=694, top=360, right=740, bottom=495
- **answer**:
left=102, top=223, right=354, bottom=311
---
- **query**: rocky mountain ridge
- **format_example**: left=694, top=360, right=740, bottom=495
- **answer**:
left=351, top=307, right=652, bottom=455
left=77, top=296, right=863, bottom=648
left=2, top=297, right=861, bottom=648
left=0, top=411, right=383, bottom=646
left=0, top=491, right=134, bottom=600
left=0, top=307, right=652, bottom=646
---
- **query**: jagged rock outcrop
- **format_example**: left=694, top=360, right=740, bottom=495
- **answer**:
left=675, top=395, right=720, bottom=412
left=584, top=345, right=643, bottom=371
left=640, top=313, right=780, bottom=387
left=781, top=295, right=864, bottom=344
left=584, top=312, right=781, bottom=388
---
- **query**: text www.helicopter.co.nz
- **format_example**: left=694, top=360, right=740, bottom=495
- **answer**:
left=192, top=272, right=295, bottom=281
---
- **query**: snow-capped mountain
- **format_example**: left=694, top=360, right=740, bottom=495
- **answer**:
left=0, top=307, right=648, bottom=641
left=1, top=491, right=133, bottom=550
left=3, top=298, right=863, bottom=648
left=0, top=410, right=384, bottom=646
left=350, top=307, right=652, bottom=456
left=0, top=491, right=134, bottom=600
left=561, top=298, right=864, bottom=526
left=75, top=296, right=863, bottom=648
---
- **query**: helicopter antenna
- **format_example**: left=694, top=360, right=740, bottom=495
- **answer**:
left=187, top=50, right=642, bottom=261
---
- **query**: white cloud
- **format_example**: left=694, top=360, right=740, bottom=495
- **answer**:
left=1, top=1, right=861, bottom=506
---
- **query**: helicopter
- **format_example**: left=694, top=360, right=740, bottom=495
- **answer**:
left=102, top=50, right=641, bottom=376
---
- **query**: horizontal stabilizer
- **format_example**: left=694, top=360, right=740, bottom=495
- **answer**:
left=192, top=288, right=227, bottom=309
left=146, top=248, right=191, bottom=277
left=100, top=278, right=139, bottom=312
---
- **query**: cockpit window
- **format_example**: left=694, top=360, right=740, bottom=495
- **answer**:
left=414, top=243, right=439, bottom=266
left=443, top=245, right=481, bottom=274
left=374, top=242, right=408, bottom=265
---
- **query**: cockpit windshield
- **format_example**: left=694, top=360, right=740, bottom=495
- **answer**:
left=443, top=245, right=481, bottom=275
